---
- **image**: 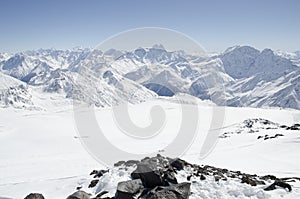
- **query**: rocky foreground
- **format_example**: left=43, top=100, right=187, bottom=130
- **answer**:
left=23, top=155, right=299, bottom=199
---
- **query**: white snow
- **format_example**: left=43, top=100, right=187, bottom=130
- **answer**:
left=1, top=45, right=300, bottom=198
left=1, top=45, right=300, bottom=109
left=0, top=100, right=299, bottom=198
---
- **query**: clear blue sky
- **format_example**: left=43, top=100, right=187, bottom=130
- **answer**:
left=0, top=0, right=299, bottom=53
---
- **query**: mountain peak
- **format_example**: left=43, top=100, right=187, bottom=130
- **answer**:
left=152, top=44, right=166, bottom=50
left=224, top=45, right=259, bottom=54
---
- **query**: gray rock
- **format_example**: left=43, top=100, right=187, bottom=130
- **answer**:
left=264, top=181, right=292, bottom=192
left=67, top=191, right=91, bottom=199
left=115, top=179, right=144, bottom=199
left=131, top=163, right=165, bottom=188
left=146, top=182, right=191, bottom=199
left=24, top=193, right=45, bottom=199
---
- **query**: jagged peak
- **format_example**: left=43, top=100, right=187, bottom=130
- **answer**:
left=151, top=44, right=166, bottom=50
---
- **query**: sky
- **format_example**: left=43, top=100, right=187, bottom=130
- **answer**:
left=0, top=0, right=299, bottom=53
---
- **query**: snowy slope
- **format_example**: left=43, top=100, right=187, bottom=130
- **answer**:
left=0, top=100, right=299, bottom=198
left=0, top=45, right=299, bottom=110
left=276, top=50, right=300, bottom=66
left=0, top=72, right=34, bottom=108
left=219, top=46, right=300, bottom=109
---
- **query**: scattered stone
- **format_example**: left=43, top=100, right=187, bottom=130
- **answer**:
left=187, top=175, right=192, bottom=181
left=90, top=170, right=98, bottom=175
left=94, top=170, right=108, bottom=178
left=287, top=124, right=300, bottom=130
left=85, top=155, right=298, bottom=198
left=67, top=191, right=91, bottom=199
left=95, top=191, right=109, bottom=198
left=124, top=160, right=140, bottom=167
left=264, top=181, right=292, bottom=192
left=170, top=158, right=186, bottom=171
left=264, top=137, right=270, bottom=140
left=280, top=177, right=300, bottom=181
left=280, top=125, right=288, bottom=129
left=261, top=175, right=277, bottom=181
left=241, top=176, right=264, bottom=186
left=24, top=193, right=45, bottom=199
left=88, top=179, right=99, bottom=188
left=214, top=176, right=221, bottom=182
left=114, top=161, right=126, bottom=167
left=163, top=170, right=178, bottom=184
left=200, top=175, right=206, bottom=180
left=131, top=163, right=165, bottom=188
left=115, top=179, right=144, bottom=199
left=146, top=182, right=191, bottom=199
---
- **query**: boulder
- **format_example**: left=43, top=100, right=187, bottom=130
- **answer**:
left=67, top=191, right=91, bottom=199
left=115, top=179, right=144, bottom=199
left=24, top=193, right=45, bottom=199
left=264, top=181, right=292, bottom=192
left=170, top=159, right=186, bottom=171
left=131, top=163, right=165, bottom=188
left=146, top=182, right=191, bottom=199
left=94, top=190, right=109, bottom=198
left=89, top=179, right=99, bottom=188
left=163, top=170, right=178, bottom=184
left=200, top=174, right=206, bottom=180
left=241, top=176, right=258, bottom=186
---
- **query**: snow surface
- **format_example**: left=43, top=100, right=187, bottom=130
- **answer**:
left=1, top=45, right=300, bottom=198
left=0, top=100, right=299, bottom=198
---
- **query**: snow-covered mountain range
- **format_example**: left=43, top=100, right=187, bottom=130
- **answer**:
left=0, top=45, right=299, bottom=109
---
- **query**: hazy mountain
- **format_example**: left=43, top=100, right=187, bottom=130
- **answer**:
left=0, top=45, right=299, bottom=109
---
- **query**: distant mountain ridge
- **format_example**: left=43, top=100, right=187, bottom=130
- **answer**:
left=0, top=45, right=299, bottom=109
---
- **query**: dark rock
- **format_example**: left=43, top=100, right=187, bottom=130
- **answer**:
left=163, top=171, right=178, bottom=184
left=286, top=124, right=300, bottom=130
left=221, top=169, right=228, bottom=173
left=280, top=177, right=300, bottom=181
left=115, top=179, right=144, bottom=199
left=214, top=176, right=221, bottom=182
left=90, top=170, right=99, bottom=175
left=124, top=160, right=140, bottom=167
left=94, top=170, right=108, bottom=178
left=141, top=157, right=150, bottom=162
left=89, top=179, right=99, bottom=188
left=187, top=175, right=192, bottom=181
left=131, top=163, right=165, bottom=188
left=114, top=161, right=126, bottom=167
left=264, top=181, right=292, bottom=192
left=241, top=176, right=258, bottom=186
left=170, top=158, right=186, bottom=171
left=67, top=191, right=91, bottom=199
left=261, top=175, right=277, bottom=181
left=95, top=191, right=109, bottom=198
left=146, top=182, right=191, bottom=199
left=24, top=193, right=45, bottom=199
left=280, top=125, right=288, bottom=129
left=200, top=175, right=206, bottom=180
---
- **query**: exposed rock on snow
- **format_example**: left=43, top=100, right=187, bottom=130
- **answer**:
left=220, top=118, right=300, bottom=139
left=24, top=193, right=45, bottom=199
left=54, top=155, right=298, bottom=199
left=66, top=191, right=91, bottom=199
left=115, top=179, right=144, bottom=198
